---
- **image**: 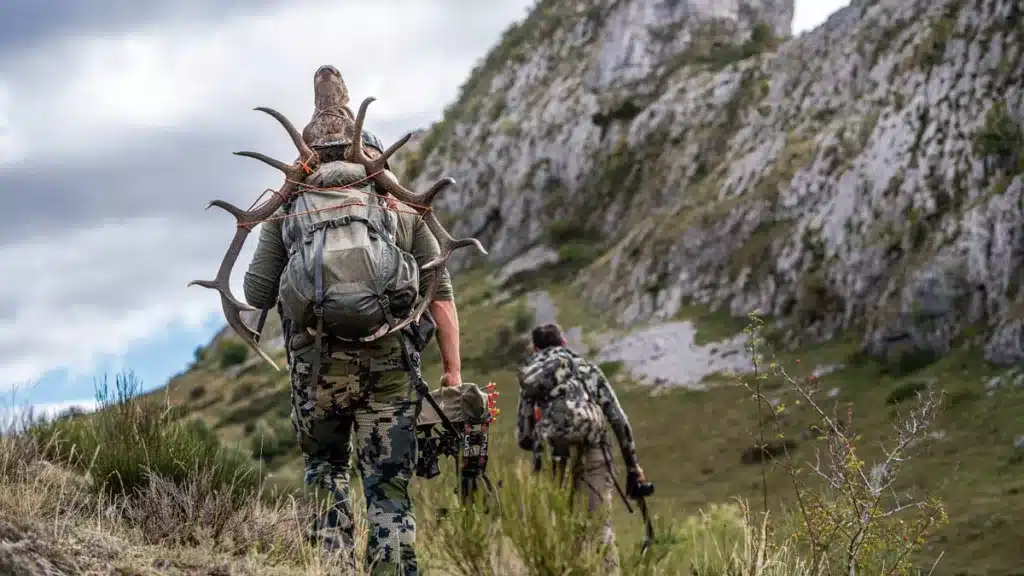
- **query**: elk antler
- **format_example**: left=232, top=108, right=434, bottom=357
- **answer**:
left=188, top=107, right=319, bottom=370
left=343, top=96, right=489, bottom=336
left=345, top=97, right=488, bottom=270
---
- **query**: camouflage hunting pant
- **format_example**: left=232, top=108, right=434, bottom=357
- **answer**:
left=289, top=332, right=421, bottom=576
left=563, top=444, right=620, bottom=574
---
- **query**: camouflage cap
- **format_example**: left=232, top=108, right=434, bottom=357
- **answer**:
left=302, top=65, right=387, bottom=162
left=417, top=383, right=491, bottom=427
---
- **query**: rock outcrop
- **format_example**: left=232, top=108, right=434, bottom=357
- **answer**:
left=397, top=0, right=1024, bottom=366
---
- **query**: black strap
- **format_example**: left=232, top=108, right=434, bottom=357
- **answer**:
left=599, top=439, right=654, bottom=555
left=599, top=440, right=632, bottom=513
left=254, top=305, right=271, bottom=344
left=396, top=334, right=462, bottom=442
left=532, top=432, right=544, bottom=473
left=378, top=294, right=397, bottom=330
left=307, top=214, right=377, bottom=235
left=310, top=228, right=327, bottom=386
left=638, top=495, right=654, bottom=556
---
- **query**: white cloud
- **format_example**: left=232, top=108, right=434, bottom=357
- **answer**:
left=0, top=0, right=532, bottom=392
left=1, top=0, right=532, bottom=167
left=0, top=216, right=249, bottom=389
left=0, top=82, right=18, bottom=163
left=0, top=0, right=846, bottom=394
left=793, top=0, right=849, bottom=34
left=0, top=399, right=98, bottom=432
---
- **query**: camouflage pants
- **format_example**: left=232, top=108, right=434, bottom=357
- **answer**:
left=561, top=444, right=620, bottom=574
left=289, top=332, right=421, bottom=576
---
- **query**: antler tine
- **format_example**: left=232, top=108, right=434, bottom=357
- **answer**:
left=349, top=97, right=374, bottom=163
left=419, top=211, right=487, bottom=270
left=345, top=95, right=487, bottom=252
left=362, top=170, right=487, bottom=266
left=344, top=98, right=414, bottom=176
left=233, top=151, right=291, bottom=174
left=253, top=106, right=316, bottom=159
left=190, top=105, right=319, bottom=371
left=378, top=132, right=412, bottom=164
left=188, top=227, right=278, bottom=369
left=360, top=166, right=487, bottom=263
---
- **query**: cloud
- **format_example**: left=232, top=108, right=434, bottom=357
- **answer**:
left=0, top=217, right=229, bottom=387
left=792, top=0, right=849, bottom=34
left=0, top=398, right=98, bottom=432
left=0, top=0, right=841, bottom=395
left=0, top=0, right=533, bottom=392
left=1, top=0, right=530, bottom=167
left=0, top=83, right=13, bottom=162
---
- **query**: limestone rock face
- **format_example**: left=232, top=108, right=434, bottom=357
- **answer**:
left=399, top=0, right=1024, bottom=365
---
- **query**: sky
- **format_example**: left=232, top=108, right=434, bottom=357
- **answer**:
left=0, top=0, right=848, bottom=416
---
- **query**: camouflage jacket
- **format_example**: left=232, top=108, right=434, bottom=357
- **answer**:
left=516, top=346, right=638, bottom=468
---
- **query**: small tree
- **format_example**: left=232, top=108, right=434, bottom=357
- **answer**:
left=738, top=313, right=949, bottom=575
left=218, top=340, right=249, bottom=369
left=973, top=100, right=1023, bottom=173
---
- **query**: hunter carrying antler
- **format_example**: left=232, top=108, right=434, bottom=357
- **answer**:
left=190, top=64, right=486, bottom=575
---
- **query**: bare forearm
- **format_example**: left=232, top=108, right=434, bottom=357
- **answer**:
left=429, top=299, right=461, bottom=380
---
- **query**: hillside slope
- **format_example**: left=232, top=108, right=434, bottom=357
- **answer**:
left=161, top=1, right=1024, bottom=573
left=398, top=0, right=1023, bottom=367
left=168, top=269, right=1024, bottom=574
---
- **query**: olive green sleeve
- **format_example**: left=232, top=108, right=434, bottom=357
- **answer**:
left=411, top=217, right=454, bottom=302
left=242, top=216, right=287, bottom=309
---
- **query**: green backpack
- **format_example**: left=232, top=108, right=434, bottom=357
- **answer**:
left=277, top=161, right=420, bottom=343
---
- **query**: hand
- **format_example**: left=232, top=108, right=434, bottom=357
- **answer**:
left=627, top=464, right=654, bottom=499
left=440, top=371, right=462, bottom=387
left=631, top=465, right=646, bottom=484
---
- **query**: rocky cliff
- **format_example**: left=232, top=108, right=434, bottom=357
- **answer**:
left=396, top=0, right=1024, bottom=367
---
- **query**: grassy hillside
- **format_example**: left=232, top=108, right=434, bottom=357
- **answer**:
left=158, top=264, right=1024, bottom=574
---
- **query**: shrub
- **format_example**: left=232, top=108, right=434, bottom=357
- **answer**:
left=598, top=360, right=625, bottom=379
left=31, top=371, right=258, bottom=500
left=217, top=340, right=249, bottom=369
left=557, top=242, right=596, bottom=270
left=739, top=313, right=949, bottom=575
left=749, top=21, right=778, bottom=51
left=973, top=100, right=1024, bottom=172
left=249, top=419, right=298, bottom=466
left=498, top=463, right=610, bottom=576
left=546, top=219, right=590, bottom=244
left=885, top=379, right=929, bottom=405
left=418, top=474, right=504, bottom=576
left=230, top=380, right=256, bottom=403
left=188, top=384, right=206, bottom=401
left=513, top=306, right=536, bottom=333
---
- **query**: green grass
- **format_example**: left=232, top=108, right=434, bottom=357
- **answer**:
left=153, top=268, right=1024, bottom=574
left=674, top=302, right=751, bottom=345
left=1, top=398, right=826, bottom=575
left=30, top=372, right=258, bottom=500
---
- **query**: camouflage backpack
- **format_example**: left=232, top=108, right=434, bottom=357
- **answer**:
left=518, top=347, right=606, bottom=447
left=277, top=160, right=420, bottom=342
